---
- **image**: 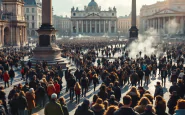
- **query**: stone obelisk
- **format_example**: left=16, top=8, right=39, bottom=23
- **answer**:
left=31, top=0, right=66, bottom=67
left=129, top=0, right=138, bottom=39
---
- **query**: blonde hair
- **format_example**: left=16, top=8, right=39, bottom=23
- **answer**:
left=127, top=86, right=140, bottom=98
left=175, top=99, right=185, bottom=110
left=104, top=105, right=118, bottom=115
left=137, top=97, right=151, bottom=106
left=74, top=82, right=81, bottom=90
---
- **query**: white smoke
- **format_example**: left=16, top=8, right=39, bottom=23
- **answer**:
left=127, top=18, right=181, bottom=59
left=127, top=28, right=162, bottom=59
left=166, top=19, right=180, bottom=35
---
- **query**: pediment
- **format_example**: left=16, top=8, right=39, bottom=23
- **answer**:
left=155, top=9, right=180, bottom=15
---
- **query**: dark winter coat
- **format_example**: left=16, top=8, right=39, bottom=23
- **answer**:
left=127, top=92, right=140, bottom=108
left=44, top=100, right=64, bottom=115
left=91, top=104, right=105, bottom=115
left=114, top=107, right=139, bottom=115
left=154, top=85, right=163, bottom=97
left=75, top=104, right=95, bottom=115
left=98, top=91, right=108, bottom=101
left=140, top=111, right=157, bottom=115
left=167, top=95, right=180, bottom=114
left=113, top=86, right=121, bottom=101
left=17, top=96, right=28, bottom=110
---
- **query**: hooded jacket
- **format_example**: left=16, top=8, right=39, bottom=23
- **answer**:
left=114, top=107, right=139, bottom=115
left=91, top=104, right=105, bottom=115
left=75, top=104, right=94, bottom=115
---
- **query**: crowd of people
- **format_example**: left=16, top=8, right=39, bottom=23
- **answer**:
left=0, top=38, right=184, bottom=115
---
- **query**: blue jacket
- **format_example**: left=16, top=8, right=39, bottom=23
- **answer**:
left=174, top=109, right=185, bottom=115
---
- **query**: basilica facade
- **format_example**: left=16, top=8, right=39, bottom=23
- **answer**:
left=140, top=0, right=185, bottom=35
left=71, top=0, right=117, bottom=36
left=0, top=0, right=27, bottom=47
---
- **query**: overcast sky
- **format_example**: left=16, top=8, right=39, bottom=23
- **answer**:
left=52, top=0, right=164, bottom=17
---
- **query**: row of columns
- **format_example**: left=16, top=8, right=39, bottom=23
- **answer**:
left=145, top=16, right=185, bottom=34
left=0, top=26, right=27, bottom=46
left=72, top=20, right=117, bottom=34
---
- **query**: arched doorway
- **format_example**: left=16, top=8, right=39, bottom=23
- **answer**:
left=31, top=30, right=35, bottom=37
left=4, top=27, right=10, bottom=46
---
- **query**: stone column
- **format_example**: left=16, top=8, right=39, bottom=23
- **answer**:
left=99, top=21, right=101, bottom=33
left=131, top=0, right=136, bottom=26
left=82, top=21, right=83, bottom=33
left=153, top=19, right=155, bottom=28
left=147, top=19, right=149, bottom=30
left=95, top=21, right=97, bottom=33
left=42, top=0, right=52, bottom=25
left=2, top=27, right=4, bottom=46
left=86, top=20, right=88, bottom=33
left=114, top=20, right=117, bottom=33
left=109, top=21, right=111, bottom=33
left=163, top=17, right=166, bottom=33
left=104, top=20, right=106, bottom=33
left=90, top=20, right=92, bottom=33
left=158, top=18, right=160, bottom=33
left=71, top=21, right=73, bottom=33
left=76, top=21, right=79, bottom=33
left=25, top=27, right=27, bottom=43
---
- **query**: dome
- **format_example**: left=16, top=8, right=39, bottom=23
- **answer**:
left=88, top=0, right=98, bottom=7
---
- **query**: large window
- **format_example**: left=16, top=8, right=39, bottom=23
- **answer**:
left=27, top=16, right=29, bottom=20
left=32, top=8, right=35, bottom=13
left=32, top=16, right=34, bottom=20
left=26, top=8, right=29, bottom=13
left=32, top=23, right=35, bottom=29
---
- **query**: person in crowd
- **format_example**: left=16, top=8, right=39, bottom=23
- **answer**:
left=69, top=76, right=76, bottom=101
left=126, top=86, right=140, bottom=108
left=8, top=86, right=18, bottom=101
left=167, top=91, right=181, bottom=115
left=113, top=81, right=121, bottom=102
left=91, top=94, right=99, bottom=107
left=3, top=71, right=9, bottom=88
left=18, top=91, right=28, bottom=115
left=104, top=105, right=118, bottom=115
left=47, top=81, right=56, bottom=100
left=9, top=68, right=15, bottom=85
left=140, top=104, right=157, bottom=115
left=9, top=93, right=19, bottom=115
left=154, top=82, right=163, bottom=98
left=81, top=75, right=89, bottom=97
left=98, top=85, right=108, bottom=101
left=29, top=75, right=39, bottom=90
left=74, top=82, right=81, bottom=104
left=0, top=100, right=6, bottom=115
left=0, top=86, right=8, bottom=114
left=74, top=99, right=95, bottom=115
left=134, top=97, right=155, bottom=114
left=155, top=95, right=168, bottom=115
left=44, top=93, right=64, bottom=115
left=169, top=82, right=180, bottom=96
left=58, top=96, right=69, bottom=115
left=174, top=99, right=185, bottom=115
left=26, top=88, right=36, bottom=115
left=54, top=80, right=60, bottom=98
left=177, top=79, right=185, bottom=98
left=143, top=93, right=154, bottom=104
left=108, top=95, right=118, bottom=106
left=22, top=82, right=30, bottom=93
left=92, top=74, right=99, bottom=92
left=91, top=98, right=105, bottom=115
left=137, top=68, right=144, bottom=86
left=103, top=100, right=109, bottom=110
left=114, top=95, right=139, bottom=115
left=35, top=83, right=46, bottom=107
left=161, top=67, right=168, bottom=87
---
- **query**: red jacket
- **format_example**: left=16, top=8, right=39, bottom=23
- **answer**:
left=54, top=83, right=60, bottom=94
left=3, top=73, right=10, bottom=82
left=47, top=84, right=56, bottom=96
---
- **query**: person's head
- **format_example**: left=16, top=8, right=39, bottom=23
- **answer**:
left=51, top=93, right=57, bottom=101
left=104, top=106, right=118, bottom=115
left=13, top=93, right=19, bottom=99
left=178, top=79, right=183, bottom=84
left=19, top=91, right=25, bottom=97
left=110, top=95, right=115, bottom=100
left=103, top=100, right=109, bottom=110
left=82, top=99, right=90, bottom=107
left=29, top=88, right=34, bottom=93
left=95, top=98, right=103, bottom=105
left=54, top=80, right=58, bottom=84
left=156, top=82, right=161, bottom=86
left=33, top=75, right=37, bottom=80
left=58, top=96, right=66, bottom=105
left=137, top=97, right=151, bottom=106
left=123, top=95, right=132, bottom=106
left=92, top=94, right=99, bottom=103
left=175, top=99, right=185, bottom=110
